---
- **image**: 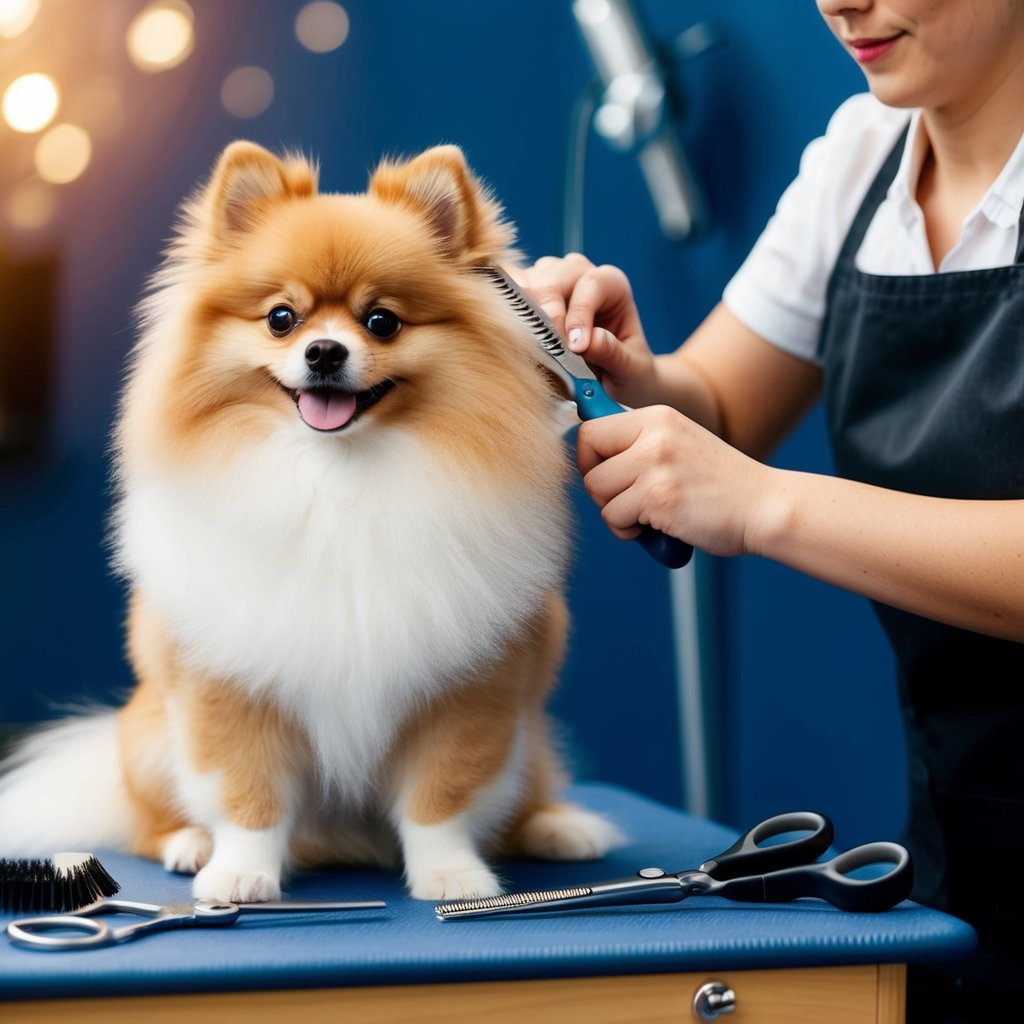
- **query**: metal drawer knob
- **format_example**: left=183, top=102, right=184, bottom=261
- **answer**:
left=692, top=980, right=736, bottom=1020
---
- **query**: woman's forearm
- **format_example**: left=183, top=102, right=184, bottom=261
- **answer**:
left=752, top=468, right=1024, bottom=641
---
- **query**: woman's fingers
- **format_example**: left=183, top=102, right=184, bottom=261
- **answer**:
left=510, top=253, right=596, bottom=340
left=513, top=254, right=656, bottom=408
left=564, top=262, right=637, bottom=351
left=576, top=407, right=744, bottom=553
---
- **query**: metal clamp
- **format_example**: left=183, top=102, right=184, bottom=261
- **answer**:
left=692, top=980, right=736, bottom=1021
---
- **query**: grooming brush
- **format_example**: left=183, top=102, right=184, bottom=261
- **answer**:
left=0, top=853, right=120, bottom=914
left=479, top=264, right=693, bottom=569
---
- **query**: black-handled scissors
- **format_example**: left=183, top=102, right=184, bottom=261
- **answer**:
left=7, top=896, right=386, bottom=950
left=436, top=811, right=913, bottom=920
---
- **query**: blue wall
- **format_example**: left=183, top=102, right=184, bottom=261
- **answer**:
left=0, top=1, right=906, bottom=851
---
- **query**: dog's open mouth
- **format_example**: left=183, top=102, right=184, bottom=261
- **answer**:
left=285, top=380, right=396, bottom=432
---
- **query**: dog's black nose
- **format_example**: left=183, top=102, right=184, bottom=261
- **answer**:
left=305, top=339, right=348, bottom=376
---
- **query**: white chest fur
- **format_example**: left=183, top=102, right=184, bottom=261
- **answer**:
left=112, top=425, right=568, bottom=798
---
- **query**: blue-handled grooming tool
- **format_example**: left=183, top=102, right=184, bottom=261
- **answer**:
left=480, top=265, right=693, bottom=569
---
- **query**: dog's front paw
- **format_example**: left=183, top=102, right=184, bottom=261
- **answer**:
left=407, top=864, right=503, bottom=902
left=517, top=804, right=624, bottom=861
left=162, top=826, right=214, bottom=875
left=397, top=815, right=503, bottom=900
left=193, top=865, right=281, bottom=903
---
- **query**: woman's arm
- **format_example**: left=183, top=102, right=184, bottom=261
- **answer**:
left=752, top=470, right=1024, bottom=641
left=657, top=303, right=822, bottom=459
left=521, top=255, right=1024, bottom=641
left=578, top=404, right=1024, bottom=641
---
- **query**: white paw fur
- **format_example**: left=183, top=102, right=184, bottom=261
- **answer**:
left=398, top=814, right=504, bottom=901
left=406, top=861, right=503, bottom=902
left=517, top=805, right=625, bottom=861
left=193, top=866, right=281, bottom=903
left=162, top=826, right=213, bottom=874
left=187, top=821, right=289, bottom=902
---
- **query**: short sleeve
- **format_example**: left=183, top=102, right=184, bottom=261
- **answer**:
left=723, top=93, right=909, bottom=363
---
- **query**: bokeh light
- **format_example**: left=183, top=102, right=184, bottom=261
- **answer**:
left=0, top=0, right=39, bottom=38
left=2, top=73, right=59, bottom=133
left=295, top=1, right=349, bottom=53
left=7, top=178, right=55, bottom=231
left=126, top=0, right=195, bottom=72
left=221, top=66, right=275, bottom=119
left=34, top=123, right=92, bottom=184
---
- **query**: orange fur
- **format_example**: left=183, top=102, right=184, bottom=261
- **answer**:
left=122, top=596, right=310, bottom=854
left=397, top=595, right=569, bottom=830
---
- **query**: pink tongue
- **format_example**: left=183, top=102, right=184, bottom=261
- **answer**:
left=297, top=390, right=357, bottom=431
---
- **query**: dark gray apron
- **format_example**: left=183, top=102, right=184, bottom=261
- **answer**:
left=818, top=125, right=1024, bottom=1009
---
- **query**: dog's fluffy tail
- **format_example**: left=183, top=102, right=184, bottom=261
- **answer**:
left=0, top=712, right=132, bottom=855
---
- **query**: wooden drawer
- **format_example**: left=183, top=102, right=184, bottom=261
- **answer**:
left=11, top=962, right=906, bottom=1023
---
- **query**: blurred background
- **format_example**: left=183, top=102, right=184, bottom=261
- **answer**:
left=0, top=0, right=906, bottom=849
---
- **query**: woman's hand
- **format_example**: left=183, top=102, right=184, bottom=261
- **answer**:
left=576, top=404, right=773, bottom=558
left=512, top=253, right=662, bottom=409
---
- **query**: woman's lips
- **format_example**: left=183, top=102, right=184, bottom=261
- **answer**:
left=848, top=34, right=903, bottom=63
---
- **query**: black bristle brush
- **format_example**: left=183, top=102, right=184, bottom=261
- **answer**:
left=0, top=853, right=120, bottom=913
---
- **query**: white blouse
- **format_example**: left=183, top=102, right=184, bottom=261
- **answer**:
left=723, top=92, right=1024, bottom=364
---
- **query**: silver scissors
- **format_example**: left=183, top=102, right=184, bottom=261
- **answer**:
left=7, top=896, right=386, bottom=950
left=436, top=811, right=913, bottom=920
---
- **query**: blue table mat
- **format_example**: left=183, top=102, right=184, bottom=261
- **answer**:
left=0, top=783, right=976, bottom=1001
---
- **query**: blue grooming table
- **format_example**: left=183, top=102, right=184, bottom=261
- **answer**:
left=0, top=783, right=974, bottom=1021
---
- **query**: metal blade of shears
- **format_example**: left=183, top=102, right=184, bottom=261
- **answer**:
left=477, top=266, right=627, bottom=419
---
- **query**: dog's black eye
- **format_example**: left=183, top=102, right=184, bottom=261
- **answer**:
left=364, top=307, right=401, bottom=340
left=267, top=305, right=299, bottom=337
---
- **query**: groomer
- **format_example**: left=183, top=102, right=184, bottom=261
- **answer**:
left=518, top=1, right=1024, bottom=1019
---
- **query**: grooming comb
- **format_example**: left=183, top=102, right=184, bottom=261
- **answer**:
left=0, top=852, right=120, bottom=914
left=479, top=265, right=693, bottom=569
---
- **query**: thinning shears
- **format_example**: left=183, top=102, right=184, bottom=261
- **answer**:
left=7, top=895, right=385, bottom=951
left=480, top=265, right=693, bottom=569
left=436, top=811, right=912, bottom=920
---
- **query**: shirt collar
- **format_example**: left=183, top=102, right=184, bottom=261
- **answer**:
left=886, top=110, right=928, bottom=231
left=981, top=127, right=1024, bottom=228
left=887, top=109, right=1024, bottom=231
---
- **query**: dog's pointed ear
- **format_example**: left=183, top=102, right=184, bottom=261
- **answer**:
left=202, top=141, right=318, bottom=241
left=369, top=145, right=515, bottom=263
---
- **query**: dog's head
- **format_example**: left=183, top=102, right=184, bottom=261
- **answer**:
left=130, top=141, right=555, bottom=461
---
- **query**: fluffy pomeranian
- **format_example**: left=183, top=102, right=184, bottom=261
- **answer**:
left=0, top=141, right=620, bottom=902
